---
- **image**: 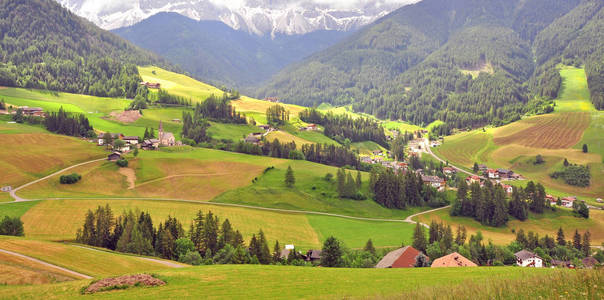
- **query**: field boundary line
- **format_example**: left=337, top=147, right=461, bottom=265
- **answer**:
left=70, top=244, right=186, bottom=268
left=0, top=248, right=92, bottom=279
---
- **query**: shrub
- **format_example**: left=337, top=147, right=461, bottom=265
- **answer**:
left=550, top=165, right=590, bottom=187
left=0, top=216, right=24, bottom=236
left=116, top=159, right=128, bottom=167
left=60, top=173, right=81, bottom=184
left=179, top=250, right=203, bottom=265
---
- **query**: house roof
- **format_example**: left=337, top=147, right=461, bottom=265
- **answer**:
left=162, top=132, right=175, bottom=140
left=123, top=136, right=139, bottom=140
left=422, top=175, right=444, bottom=183
left=582, top=257, right=598, bottom=267
left=515, top=250, right=541, bottom=261
left=375, top=246, right=424, bottom=268
left=431, top=252, right=477, bottom=267
left=279, top=249, right=291, bottom=259
left=307, top=250, right=322, bottom=259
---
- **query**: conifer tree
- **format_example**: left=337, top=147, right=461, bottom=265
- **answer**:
left=573, top=230, right=582, bottom=250
left=364, top=239, right=376, bottom=255
left=202, top=211, right=219, bottom=255
left=582, top=231, right=591, bottom=257
left=273, top=240, right=282, bottom=262
left=356, top=171, right=362, bottom=189
left=256, top=230, right=271, bottom=264
left=284, top=166, right=295, bottom=188
left=218, top=219, right=234, bottom=249
left=556, top=227, right=566, bottom=246
left=190, top=211, right=204, bottom=252
left=345, top=172, right=356, bottom=198
left=412, top=222, right=427, bottom=252
left=336, top=168, right=346, bottom=197
left=321, top=236, right=343, bottom=267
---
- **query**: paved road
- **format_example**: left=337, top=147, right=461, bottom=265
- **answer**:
left=9, top=158, right=106, bottom=202
left=0, top=248, right=92, bottom=279
left=405, top=205, right=451, bottom=228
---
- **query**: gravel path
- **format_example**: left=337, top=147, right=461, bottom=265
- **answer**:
left=0, top=248, right=92, bottom=279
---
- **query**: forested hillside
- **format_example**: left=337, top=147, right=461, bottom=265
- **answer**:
left=259, top=0, right=604, bottom=128
left=114, top=12, right=350, bottom=88
left=0, top=0, right=174, bottom=98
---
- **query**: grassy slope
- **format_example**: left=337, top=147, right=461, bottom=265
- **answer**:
left=0, top=121, right=106, bottom=190
left=0, top=237, right=180, bottom=278
left=0, top=265, right=582, bottom=299
left=139, top=66, right=223, bottom=102
left=351, top=141, right=388, bottom=156
left=432, top=66, right=603, bottom=202
left=0, top=251, right=76, bottom=285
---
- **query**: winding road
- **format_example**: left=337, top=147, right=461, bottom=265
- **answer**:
left=0, top=248, right=92, bottom=279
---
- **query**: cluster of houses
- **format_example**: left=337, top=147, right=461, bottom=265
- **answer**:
left=375, top=246, right=599, bottom=269
left=278, top=245, right=322, bottom=263
left=1, top=106, right=46, bottom=117
left=98, top=121, right=177, bottom=152
left=243, top=125, right=275, bottom=145
left=546, top=195, right=579, bottom=208
left=139, top=82, right=161, bottom=89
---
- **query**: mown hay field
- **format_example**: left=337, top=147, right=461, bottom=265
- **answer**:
left=0, top=251, right=77, bottom=285
left=416, top=207, right=604, bottom=245
left=139, top=66, right=223, bottom=102
left=555, top=66, right=595, bottom=112
left=0, top=237, right=178, bottom=278
left=265, top=130, right=314, bottom=146
left=0, top=133, right=105, bottom=188
left=0, top=265, right=580, bottom=300
left=493, top=112, right=590, bottom=149
left=231, top=96, right=306, bottom=119
left=432, top=130, right=492, bottom=168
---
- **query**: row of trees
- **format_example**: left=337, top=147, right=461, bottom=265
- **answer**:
left=412, top=221, right=600, bottom=267
left=266, top=104, right=290, bottom=126
left=299, top=109, right=388, bottom=147
left=335, top=168, right=364, bottom=199
left=43, top=107, right=94, bottom=138
left=451, top=180, right=548, bottom=227
left=369, top=169, right=448, bottom=209
left=550, top=164, right=591, bottom=187
left=196, top=94, right=247, bottom=124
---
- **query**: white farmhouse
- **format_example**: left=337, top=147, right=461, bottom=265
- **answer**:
left=515, top=250, right=543, bottom=267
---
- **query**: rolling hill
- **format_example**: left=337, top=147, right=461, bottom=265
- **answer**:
left=114, top=12, right=351, bottom=87
left=259, top=0, right=604, bottom=128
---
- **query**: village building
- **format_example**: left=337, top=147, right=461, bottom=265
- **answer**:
left=1, top=186, right=11, bottom=192
left=551, top=260, right=573, bottom=268
left=97, top=133, right=124, bottom=146
left=466, top=175, right=481, bottom=186
left=431, top=252, right=477, bottom=268
left=560, top=196, right=577, bottom=208
left=300, top=124, right=317, bottom=131
left=304, top=250, right=322, bottom=263
left=122, top=136, right=139, bottom=145
left=107, top=152, right=121, bottom=161
left=478, top=164, right=488, bottom=172
left=582, top=257, right=598, bottom=268
left=21, top=107, right=45, bottom=117
left=360, top=156, right=373, bottom=164
left=443, top=167, right=456, bottom=175
left=501, top=184, right=514, bottom=195
left=372, top=150, right=383, bottom=156
left=142, top=139, right=160, bottom=150
left=515, top=250, right=543, bottom=267
left=421, top=175, right=446, bottom=191
left=158, top=121, right=175, bottom=147
left=258, top=125, right=271, bottom=131
left=546, top=194, right=557, bottom=206
left=244, top=133, right=262, bottom=144
left=487, top=169, right=499, bottom=179
left=497, top=168, right=514, bottom=179
left=375, top=246, right=426, bottom=268
left=140, top=82, right=161, bottom=89
left=263, top=97, right=280, bottom=103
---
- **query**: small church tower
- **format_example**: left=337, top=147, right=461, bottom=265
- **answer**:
left=158, top=120, right=164, bottom=143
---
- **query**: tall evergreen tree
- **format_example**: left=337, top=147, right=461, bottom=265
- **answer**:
left=412, top=222, right=427, bottom=252
left=582, top=231, right=591, bottom=257
left=284, top=166, right=295, bottom=188
left=364, top=239, right=376, bottom=255
left=556, top=227, right=566, bottom=246
left=573, top=230, right=582, bottom=250
left=321, top=236, right=343, bottom=267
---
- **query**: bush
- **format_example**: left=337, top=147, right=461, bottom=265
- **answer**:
left=116, top=159, right=128, bottom=167
left=0, top=216, right=24, bottom=236
left=179, top=250, right=203, bottom=265
left=60, top=173, right=81, bottom=184
left=550, top=165, right=590, bottom=187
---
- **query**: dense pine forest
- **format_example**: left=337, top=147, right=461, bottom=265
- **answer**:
left=259, top=0, right=604, bottom=128
left=299, top=109, right=388, bottom=146
left=0, top=0, right=173, bottom=98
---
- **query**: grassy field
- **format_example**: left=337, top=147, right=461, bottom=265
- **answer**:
left=265, top=130, right=314, bottom=146
left=0, top=131, right=106, bottom=188
left=139, top=66, right=223, bottom=102
left=0, top=250, right=77, bottom=285
left=0, top=237, right=181, bottom=278
left=207, top=122, right=260, bottom=142
left=416, top=207, right=604, bottom=245
left=432, top=66, right=603, bottom=202
left=0, top=265, right=587, bottom=299
left=351, top=141, right=388, bottom=156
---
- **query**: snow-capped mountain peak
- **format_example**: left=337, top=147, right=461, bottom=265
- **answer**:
left=56, top=0, right=417, bottom=36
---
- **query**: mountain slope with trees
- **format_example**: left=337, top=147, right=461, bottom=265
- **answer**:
left=0, top=0, right=174, bottom=98
left=259, top=0, right=604, bottom=128
left=114, top=12, right=350, bottom=88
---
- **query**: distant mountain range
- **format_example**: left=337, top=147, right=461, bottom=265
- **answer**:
left=113, top=12, right=351, bottom=87
left=258, top=0, right=604, bottom=128
left=56, top=0, right=416, bottom=36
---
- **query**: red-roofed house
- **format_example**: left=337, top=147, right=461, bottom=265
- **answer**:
left=443, top=167, right=456, bottom=175
left=487, top=169, right=499, bottom=179
left=375, top=246, right=427, bottom=268
left=561, top=196, right=577, bottom=208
